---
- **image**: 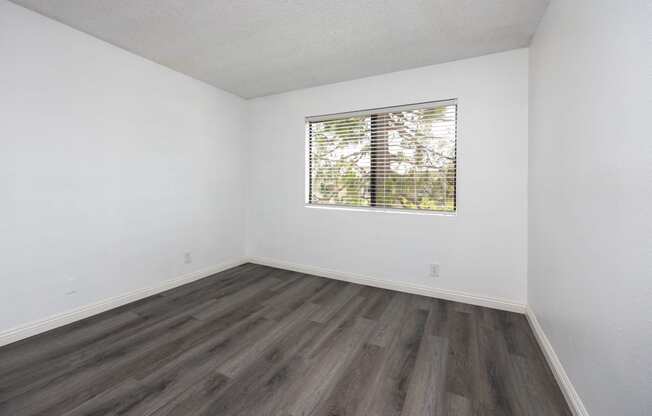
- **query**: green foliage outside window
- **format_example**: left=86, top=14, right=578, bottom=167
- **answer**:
left=308, top=104, right=457, bottom=212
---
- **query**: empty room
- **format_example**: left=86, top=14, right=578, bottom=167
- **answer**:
left=1, top=0, right=650, bottom=415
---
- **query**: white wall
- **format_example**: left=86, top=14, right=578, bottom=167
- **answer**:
left=246, top=49, right=529, bottom=306
left=528, top=1, right=652, bottom=415
left=0, top=1, right=247, bottom=333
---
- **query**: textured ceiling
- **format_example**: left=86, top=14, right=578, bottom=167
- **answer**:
left=11, top=0, right=548, bottom=98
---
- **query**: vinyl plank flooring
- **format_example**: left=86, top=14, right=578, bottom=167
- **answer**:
left=0, top=313, right=196, bottom=408
left=360, top=287, right=393, bottom=321
left=309, top=283, right=362, bottom=324
left=60, top=311, right=278, bottom=416
left=217, top=301, right=320, bottom=378
left=312, top=342, right=384, bottom=416
left=260, top=278, right=339, bottom=322
left=368, top=292, right=411, bottom=347
left=362, top=307, right=429, bottom=416
left=0, top=310, right=146, bottom=399
left=400, top=334, right=448, bottom=416
left=299, top=295, right=367, bottom=360
left=445, top=310, right=479, bottom=400
left=0, top=314, right=204, bottom=415
left=148, top=373, right=231, bottom=416
left=0, top=263, right=572, bottom=416
left=474, top=320, right=525, bottom=415
left=192, top=276, right=280, bottom=321
left=447, top=392, right=473, bottom=416
left=283, top=317, right=377, bottom=416
left=192, top=319, right=324, bottom=416
left=0, top=309, right=143, bottom=377
left=429, top=297, right=453, bottom=337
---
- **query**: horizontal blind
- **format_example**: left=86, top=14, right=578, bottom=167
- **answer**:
left=307, top=100, right=457, bottom=212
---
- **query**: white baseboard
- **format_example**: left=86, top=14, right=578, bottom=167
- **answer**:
left=0, top=255, right=585, bottom=416
left=0, top=257, right=248, bottom=348
left=248, top=256, right=526, bottom=313
left=525, top=306, right=590, bottom=416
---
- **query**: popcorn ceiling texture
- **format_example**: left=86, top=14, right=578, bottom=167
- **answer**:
left=10, top=0, right=547, bottom=98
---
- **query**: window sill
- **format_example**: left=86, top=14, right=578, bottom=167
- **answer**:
left=304, top=204, right=457, bottom=217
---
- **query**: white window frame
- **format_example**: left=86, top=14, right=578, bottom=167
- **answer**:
left=304, top=99, right=459, bottom=216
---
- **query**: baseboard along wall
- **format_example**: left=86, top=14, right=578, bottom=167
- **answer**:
left=525, top=306, right=590, bottom=416
left=0, top=256, right=525, bottom=346
left=250, top=256, right=588, bottom=416
left=249, top=256, right=526, bottom=313
left=0, top=256, right=588, bottom=416
left=0, top=257, right=248, bottom=347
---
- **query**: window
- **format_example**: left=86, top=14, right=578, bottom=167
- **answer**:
left=306, top=100, right=457, bottom=213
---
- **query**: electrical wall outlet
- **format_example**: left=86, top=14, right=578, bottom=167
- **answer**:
left=184, top=252, right=192, bottom=264
left=429, top=263, right=440, bottom=278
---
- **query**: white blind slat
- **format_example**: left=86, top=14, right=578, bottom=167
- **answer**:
left=307, top=100, right=457, bottom=213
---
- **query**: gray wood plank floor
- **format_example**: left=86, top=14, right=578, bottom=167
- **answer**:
left=0, top=263, right=571, bottom=416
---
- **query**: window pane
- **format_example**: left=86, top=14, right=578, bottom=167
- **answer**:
left=373, top=107, right=456, bottom=212
left=309, top=116, right=371, bottom=206
left=307, top=101, right=456, bottom=213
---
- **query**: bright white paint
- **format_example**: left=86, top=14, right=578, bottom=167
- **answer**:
left=9, top=0, right=548, bottom=98
left=0, top=1, right=247, bottom=333
left=528, top=1, right=652, bottom=415
left=3, top=4, right=649, bottom=414
left=246, top=49, right=529, bottom=306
